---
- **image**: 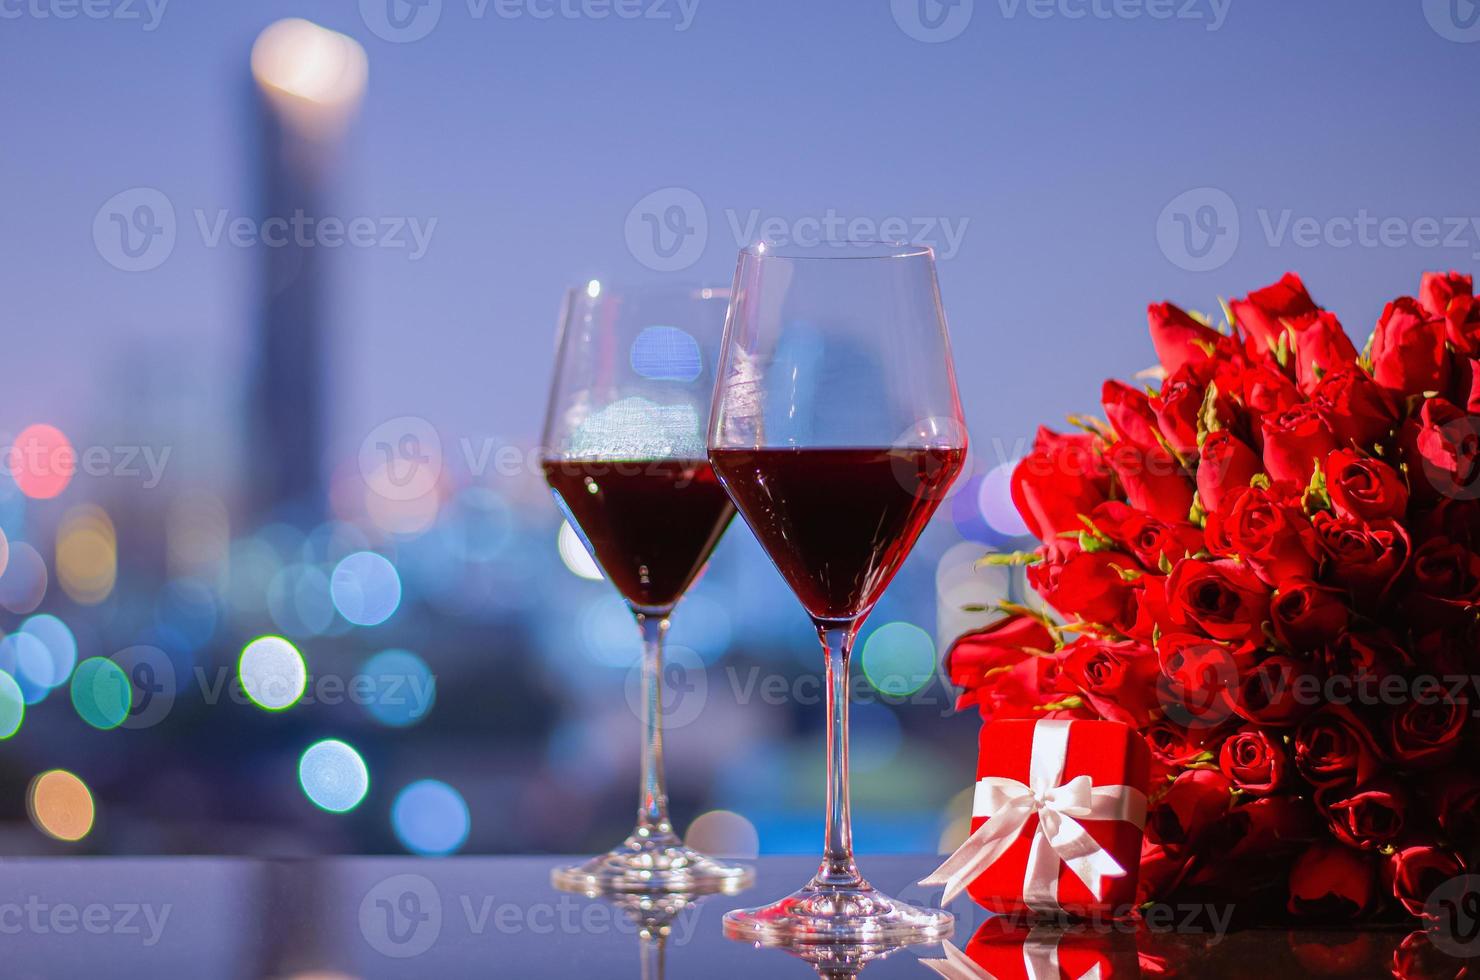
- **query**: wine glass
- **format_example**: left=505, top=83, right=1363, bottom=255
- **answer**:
left=543, top=281, right=753, bottom=894
left=708, top=241, right=967, bottom=943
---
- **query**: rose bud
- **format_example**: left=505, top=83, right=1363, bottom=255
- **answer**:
left=1312, top=513, right=1411, bottom=605
left=1237, top=360, right=1304, bottom=426
left=1142, top=717, right=1224, bottom=770
left=1063, top=638, right=1161, bottom=728
left=1026, top=545, right=1134, bottom=628
left=1262, top=402, right=1338, bottom=487
left=1231, top=271, right=1320, bottom=355
left=1318, top=779, right=1409, bottom=850
left=1205, top=484, right=1317, bottom=585
left=1218, top=725, right=1290, bottom=795
left=1372, top=297, right=1451, bottom=399
left=1106, top=440, right=1196, bottom=525
left=1288, top=840, right=1377, bottom=918
left=1294, top=705, right=1384, bottom=787
left=1196, top=430, right=1262, bottom=514
left=1232, top=655, right=1318, bottom=727
left=1412, top=399, right=1480, bottom=506
left=1384, top=845, right=1466, bottom=918
left=1289, top=310, right=1359, bottom=393
left=1090, top=501, right=1202, bottom=572
left=1148, top=301, right=1222, bottom=376
left=1421, top=270, right=1473, bottom=320
left=1152, top=364, right=1204, bottom=455
left=1155, top=632, right=1251, bottom=730
left=1102, top=379, right=1162, bottom=449
left=1386, top=691, right=1467, bottom=768
left=1010, top=427, right=1112, bottom=540
left=1145, top=768, right=1233, bottom=854
left=1271, top=579, right=1349, bottom=651
left=945, top=614, right=1057, bottom=693
left=1324, top=449, right=1409, bottom=523
left=1166, top=557, right=1271, bottom=645
left=1310, top=367, right=1398, bottom=451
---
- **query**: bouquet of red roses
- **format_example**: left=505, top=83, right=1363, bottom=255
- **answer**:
left=950, top=270, right=1480, bottom=921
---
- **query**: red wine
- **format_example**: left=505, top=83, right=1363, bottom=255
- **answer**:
left=544, top=459, right=735, bottom=612
left=709, top=446, right=965, bottom=622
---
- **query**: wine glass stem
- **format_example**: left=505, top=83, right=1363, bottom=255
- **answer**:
left=635, top=612, right=677, bottom=841
left=816, top=625, right=863, bottom=888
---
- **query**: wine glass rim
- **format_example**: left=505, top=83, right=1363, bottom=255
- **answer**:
left=564, top=280, right=729, bottom=302
left=740, top=240, right=934, bottom=260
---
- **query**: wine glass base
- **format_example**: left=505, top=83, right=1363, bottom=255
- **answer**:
left=723, top=878, right=953, bottom=945
left=551, top=834, right=754, bottom=895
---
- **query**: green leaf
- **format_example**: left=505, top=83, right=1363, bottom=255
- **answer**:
left=977, top=551, right=1044, bottom=568
left=1303, top=462, right=1331, bottom=514
left=1197, top=382, right=1223, bottom=446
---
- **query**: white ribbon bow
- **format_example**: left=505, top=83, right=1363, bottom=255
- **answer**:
left=921, top=720, right=1147, bottom=913
left=920, top=933, right=1104, bottom=980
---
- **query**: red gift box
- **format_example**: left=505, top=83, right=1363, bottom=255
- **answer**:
left=922, top=919, right=1139, bottom=980
left=923, top=718, right=1151, bottom=918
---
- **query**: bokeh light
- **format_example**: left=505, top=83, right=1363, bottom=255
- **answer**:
left=0, top=671, right=24, bottom=738
left=685, top=810, right=759, bottom=858
left=979, top=459, right=1030, bottom=538
left=28, top=769, right=95, bottom=841
left=267, top=563, right=334, bottom=636
left=56, top=504, right=117, bottom=605
left=19, top=614, right=77, bottom=690
left=0, top=541, right=48, bottom=614
left=239, top=636, right=307, bottom=711
left=860, top=621, right=936, bottom=697
left=630, top=325, right=703, bottom=382
left=298, top=739, right=369, bottom=812
left=330, top=551, right=402, bottom=626
left=0, top=525, right=10, bottom=579
left=557, top=521, right=603, bottom=581
left=70, top=658, right=132, bottom=730
left=0, top=632, right=55, bottom=704
left=358, top=649, right=435, bottom=727
left=9, top=424, right=75, bottom=500
left=391, top=779, right=470, bottom=855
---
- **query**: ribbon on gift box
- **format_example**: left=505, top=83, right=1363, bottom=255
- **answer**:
left=920, top=932, right=1104, bottom=980
left=921, top=719, right=1148, bottom=913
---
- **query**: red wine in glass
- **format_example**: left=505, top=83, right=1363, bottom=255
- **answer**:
left=543, top=458, right=735, bottom=612
left=707, top=447, right=963, bottom=621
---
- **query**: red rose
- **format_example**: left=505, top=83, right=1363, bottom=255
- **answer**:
left=945, top=614, right=1056, bottom=693
left=1218, top=726, right=1289, bottom=796
left=1148, top=302, right=1222, bottom=375
left=1310, top=368, right=1398, bottom=451
left=1152, top=365, right=1203, bottom=455
left=1155, top=632, right=1251, bottom=730
left=1312, top=513, right=1410, bottom=604
left=1432, top=771, right=1480, bottom=841
left=1386, top=691, right=1466, bottom=768
left=1090, top=501, right=1201, bottom=572
left=1235, top=361, right=1303, bottom=426
left=1294, top=705, right=1383, bottom=787
left=1105, top=440, right=1195, bottom=525
left=1421, top=270, right=1473, bottom=319
left=1205, top=484, right=1317, bottom=585
left=1166, top=558, right=1271, bottom=644
left=1412, top=399, right=1480, bottom=504
left=1231, top=655, right=1318, bottom=727
left=1062, top=639, right=1161, bottom=727
left=1231, top=272, right=1319, bottom=355
left=1289, top=310, right=1358, bottom=393
left=1145, top=768, right=1233, bottom=854
left=1324, top=449, right=1409, bottom=523
left=1288, top=841, right=1377, bottom=918
left=1271, top=578, right=1350, bottom=651
left=1195, top=430, right=1262, bottom=513
left=1142, top=718, right=1223, bottom=773
left=1011, top=428, right=1112, bottom=540
left=1323, top=630, right=1409, bottom=683
left=1262, top=402, right=1338, bottom=486
left=1384, top=846, right=1466, bottom=918
left=1102, top=379, right=1162, bottom=450
left=1406, top=538, right=1480, bottom=628
left=1421, top=270, right=1480, bottom=355
left=1319, top=779, right=1409, bottom=850
left=1026, top=545, right=1134, bottom=627
left=1372, top=297, right=1451, bottom=399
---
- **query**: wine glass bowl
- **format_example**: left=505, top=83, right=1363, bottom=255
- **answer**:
left=542, top=282, right=754, bottom=895
left=708, top=241, right=966, bottom=942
